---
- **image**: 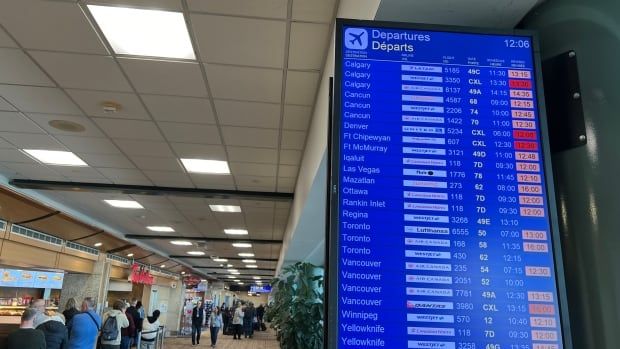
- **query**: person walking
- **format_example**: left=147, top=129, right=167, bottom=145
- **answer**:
left=68, top=297, right=101, bottom=349
left=8, top=308, right=46, bottom=349
left=208, top=306, right=222, bottom=347
left=62, top=298, right=79, bottom=324
left=140, top=310, right=160, bottom=349
left=191, top=300, right=204, bottom=346
left=232, top=304, right=244, bottom=340
left=243, top=303, right=255, bottom=338
left=101, top=300, right=130, bottom=349
left=221, top=306, right=230, bottom=335
left=120, top=304, right=136, bottom=349
left=35, top=313, right=69, bottom=349
left=256, top=304, right=265, bottom=325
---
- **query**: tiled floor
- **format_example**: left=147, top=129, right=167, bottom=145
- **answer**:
left=164, top=329, right=279, bottom=349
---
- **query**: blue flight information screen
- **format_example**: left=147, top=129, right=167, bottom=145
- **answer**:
left=332, top=21, right=566, bottom=349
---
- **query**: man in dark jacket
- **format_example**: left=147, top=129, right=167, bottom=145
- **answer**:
left=121, top=307, right=136, bottom=349
left=191, top=300, right=204, bottom=346
left=35, top=314, right=68, bottom=349
left=126, top=299, right=140, bottom=345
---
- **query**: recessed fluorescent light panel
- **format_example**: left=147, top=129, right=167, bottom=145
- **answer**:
left=253, top=276, right=261, bottom=280
left=23, top=149, right=87, bottom=166
left=87, top=5, right=195, bottom=59
left=147, top=226, right=174, bottom=232
left=232, top=243, right=252, bottom=248
left=238, top=253, right=255, bottom=257
left=127, top=253, right=134, bottom=257
left=94, top=242, right=102, bottom=247
left=160, top=264, right=166, bottom=268
left=212, top=258, right=228, bottom=263
left=209, top=205, right=242, bottom=213
left=181, top=159, right=230, bottom=174
left=104, top=200, right=143, bottom=209
left=227, top=276, right=236, bottom=279
left=187, top=251, right=205, bottom=256
left=246, top=265, right=258, bottom=268
left=170, top=240, right=192, bottom=246
left=242, top=259, right=256, bottom=263
left=224, top=229, right=248, bottom=236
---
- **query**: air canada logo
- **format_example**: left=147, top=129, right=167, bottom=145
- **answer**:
left=345, top=28, right=368, bottom=49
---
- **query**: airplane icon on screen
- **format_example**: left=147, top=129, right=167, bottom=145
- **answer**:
left=344, top=28, right=368, bottom=49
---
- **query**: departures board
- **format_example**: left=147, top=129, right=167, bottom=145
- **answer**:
left=328, top=20, right=572, bottom=349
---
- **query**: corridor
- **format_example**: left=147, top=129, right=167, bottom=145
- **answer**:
left=165, top=329, right=279, bottom=349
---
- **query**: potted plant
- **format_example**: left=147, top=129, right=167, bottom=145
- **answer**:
left=266, top=262, right=324, bottom=349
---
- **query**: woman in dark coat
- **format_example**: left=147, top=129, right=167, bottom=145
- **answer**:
left=243, top=302, right=255, bottom=338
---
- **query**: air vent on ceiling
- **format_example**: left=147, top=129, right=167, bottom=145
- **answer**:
left=107, top=254, right=130, bottom=265
left=11, top=225, right=63, bottom=246
left=65, top=241, right=100, bottom=256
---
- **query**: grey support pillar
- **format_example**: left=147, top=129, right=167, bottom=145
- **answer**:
left=523, top=1, right=620, bottom=348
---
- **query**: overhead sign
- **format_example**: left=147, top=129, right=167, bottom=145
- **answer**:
left=130, top=263, right=154, bottom=285
left=328, top=19, right=572, bottom=349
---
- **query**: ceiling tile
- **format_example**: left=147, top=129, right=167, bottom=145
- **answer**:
left=277, top=177, right=296, bottom=192
left=235, top=175, right=276, bottom=188
left=283, top=105, right=311, bottom=130
left=191, top=14, right=286, bottom=68
left=207, top=65, right=282, bottom=103
left=94, top=118, right=164, bottom=141
left=30, top=51, right=132, bottom=92
left=230, top=162, right=276, bottom=177
left=279, top=149, right=302, bottom=165
left=215, top=100, right=280, bottom=129
left=97, top=168, right=152, bottom=185
left=281, top=130, right=306, bottom=150
left=0, top=148, right=37, bottom=163
left=128, top=156, right=182, bottom=172
left=77, top=153, right=135, bottom=169
left=114, top=139, right=175, bottom=157
left=0, top=28, right=17, bottom=48
left=0, top=111, right=43, bottom=133
left=142, top=95, right=215, bottom=124
left=0, top=48, right=54, bottom=86
left=226, top=146, right=277, bottom=164
left=55, top=135, right=121, bottom=155
left=119, top=59, right=207, bottom=97
left=54, top=166, right=111, bottom=183
left=3, top=162, right=64, bottom=181
left=190, top=174, right=235, bottom=190
left=284, top=71, right=320, bottom=105
left=292, top=0, right=336, bottom=22
left=0, top=132, right=65, bottom=150
left=0, top=85, right=81, bottom=115
left=278, top=164, right=299, bottom=177
left=187, top=0, right=287, bottom=18
left=158, top=122, right=221, bottom=144
left=0, top=97, right=16, bottom=111
left=66, top=90, right=150, bottom=119
left=170, top=143, right=227, bottom=160
left=288, top=23, right=330, bottom=70
left=143, top=170, right=194, bottom=188
left=27, top=113, right=105, bottom=137
left=221, top=126, right=278, bottom=148
left=0, top=0, right=107, bottom=54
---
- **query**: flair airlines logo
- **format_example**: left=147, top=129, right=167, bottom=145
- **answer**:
left=345, top=28, right=368, bottom=49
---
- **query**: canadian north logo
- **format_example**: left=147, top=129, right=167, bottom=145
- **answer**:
left=345, top=28, right=368, bottom=49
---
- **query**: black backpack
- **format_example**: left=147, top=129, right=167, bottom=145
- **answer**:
left=101, top=315, right=119, bottom=341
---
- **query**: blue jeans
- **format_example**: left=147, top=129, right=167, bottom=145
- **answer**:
left=120, top=336, right=132, bottom=349
left=192, top=324, right=202, bottom=344
left=210, top=326, right=219, bottom=345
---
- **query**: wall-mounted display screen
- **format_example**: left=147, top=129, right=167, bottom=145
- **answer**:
left=0, top=269, right=64, bottom=289
left=329, top=19, right=571, bottom=349
left=250, top=285, right=272, bottom=293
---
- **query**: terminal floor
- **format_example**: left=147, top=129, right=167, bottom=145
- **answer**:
left=165, top=329, right=279, bottom=349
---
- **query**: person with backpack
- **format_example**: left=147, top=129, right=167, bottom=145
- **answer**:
left=68, top=297, right=101, bottom=349
left=100, top=300, right=130, bottom=349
